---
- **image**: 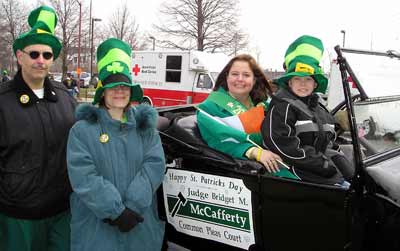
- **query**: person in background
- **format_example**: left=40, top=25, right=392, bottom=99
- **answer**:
left=90, top=73, right=99, bottom=88
left=261, top=35, right=354, bottom=186
left=0, top=6, right=76, bottom=251
left=383, top=132, right=397, bottom=150
left=67, top=38, right=165, bottom=251
left=197, top=54, right=297, bottom=179
left=63, top=72, right=78, bottom=97
left=383, top=132, right=396, bottom=143
left=269, top=79, right=279, bottom=94
left=1, top=70, right=10, bottom=83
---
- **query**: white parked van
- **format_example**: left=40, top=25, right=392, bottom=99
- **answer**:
left=131, top=50, right=229, bottom=106
left=70, top=71, right=91, bottom=88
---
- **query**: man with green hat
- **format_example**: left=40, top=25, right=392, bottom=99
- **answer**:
left=0, top=5, right=76, bottom=251
left=66, top=38, right=165, bottom=251
left=261, top=35, right=354, bottom=186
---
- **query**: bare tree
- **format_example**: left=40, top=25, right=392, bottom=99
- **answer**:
left=102, top=1, right=147, bottom=50
left=228, top=31, right=249, bottom=56
left=45, top=0, right=89, bottom=76
left=0, top=0, right=29, bottom=74
left=154, top=0, right=248, bottom=55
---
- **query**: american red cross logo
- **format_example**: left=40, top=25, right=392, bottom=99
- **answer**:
left=347, top=76, right=356, bottom=88
left=132, top=64, right=141, bottom=76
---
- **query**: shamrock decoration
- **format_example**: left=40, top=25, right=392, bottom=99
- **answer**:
left=107, top=62, right=124, bottom=74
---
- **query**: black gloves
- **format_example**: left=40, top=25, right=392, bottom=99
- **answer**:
left=319, top=158, right=339, bottom=177
left=331, top=153, right=355, bottom=181
left=103, top=208, right=144, bottom=232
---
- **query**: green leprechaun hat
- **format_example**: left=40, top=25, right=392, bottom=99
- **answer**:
left=277, top=35, right=328, bottom=94
left=92, top=38, right=143, bottom=105
left=13, top=5, right=62, bottom=59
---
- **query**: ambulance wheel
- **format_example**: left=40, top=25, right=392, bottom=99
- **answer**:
left=140, top=97, right=152, bottom=106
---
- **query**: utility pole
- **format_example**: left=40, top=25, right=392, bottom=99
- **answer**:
left=89, top=0, right=92, bottom=72
left=90, top=18, right=102, bottom=77
left=76, top=0, right=82, bottom=92
left=149, top=36, right=155, bottom=50
left=341, top=30, right=346, bottom=48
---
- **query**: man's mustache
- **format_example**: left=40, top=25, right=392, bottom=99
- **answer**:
left=32, top=64, right=48, bottom=70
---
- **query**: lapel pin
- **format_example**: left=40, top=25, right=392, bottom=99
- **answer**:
left=20, top=94, right=30, bottom=104
left=99, top=133, right=109, bottom=143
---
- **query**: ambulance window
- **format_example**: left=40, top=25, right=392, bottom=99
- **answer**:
left=166, top=71, right=181, bottom=82
left=196, top=74, right=213, bottom=89
left=166, top=56, right=182, bottom=70
left=166, top=55, right=182, bottom=82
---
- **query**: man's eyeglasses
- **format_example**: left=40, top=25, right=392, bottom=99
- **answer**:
left=22, top=50, right=53, bottom=60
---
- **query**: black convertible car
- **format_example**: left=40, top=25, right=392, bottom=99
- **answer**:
left=156, top=47, right=400, bottom=251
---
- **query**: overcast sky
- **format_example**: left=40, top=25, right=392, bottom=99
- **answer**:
left=93, top=0, right=400, bottom=71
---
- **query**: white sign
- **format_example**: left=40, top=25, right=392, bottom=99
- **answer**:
left=163, top=169, right=255, bottom=250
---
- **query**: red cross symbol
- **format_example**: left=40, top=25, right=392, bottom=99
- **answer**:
left=347, top=76, right=356, bottom=88
left=132, top=64, right=141, bottom=76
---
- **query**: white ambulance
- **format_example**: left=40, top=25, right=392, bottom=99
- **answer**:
left=131, top=50, right=229, bottom=106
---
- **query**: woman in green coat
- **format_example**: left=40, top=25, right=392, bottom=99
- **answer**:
left=197, top=54, right=297, bottom=179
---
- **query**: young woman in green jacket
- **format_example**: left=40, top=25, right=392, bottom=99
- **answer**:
left=197, top=54, right=296, bottom=179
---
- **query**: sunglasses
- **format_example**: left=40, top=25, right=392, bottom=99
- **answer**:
left=22, top=50, right=53, bottom=60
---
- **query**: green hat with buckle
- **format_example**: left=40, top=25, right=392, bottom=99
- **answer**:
left=92, top=38, right=143, bottom=105
left=277, top=35, right=328, bottom=94
left=13, top=5, right=62, bottom=59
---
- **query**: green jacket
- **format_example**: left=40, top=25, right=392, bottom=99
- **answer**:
left=197, top=88, right=264, bottom=159
left=197, top=88, right=299, bottom=180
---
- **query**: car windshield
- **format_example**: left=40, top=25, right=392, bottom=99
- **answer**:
left=210, top=72, right=219, bottom=82
left=332, top=49, right=400, bottom=158
left=342, top=50, right=400, bottom=98
left=352, top=99, right=400, bottom=157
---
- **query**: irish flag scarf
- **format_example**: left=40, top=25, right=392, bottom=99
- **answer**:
left=206, top=89, right=265, bottom=134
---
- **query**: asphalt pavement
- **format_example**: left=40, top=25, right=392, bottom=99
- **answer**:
left=168, top=242, right=190, bottom=251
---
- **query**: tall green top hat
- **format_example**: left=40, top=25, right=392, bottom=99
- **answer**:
left=13, top=5, right=62, bottom=59
left=277, top=35, right=328, bottom=94
left=93, top=38, right=143, bottom=105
